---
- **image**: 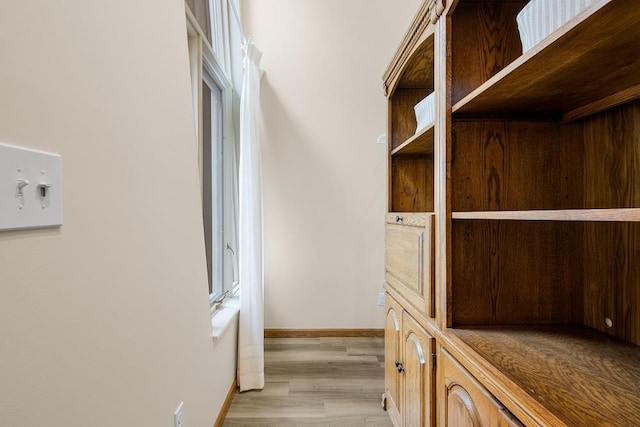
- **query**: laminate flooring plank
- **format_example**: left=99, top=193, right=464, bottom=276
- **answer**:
left=345, top=338, right=386, bottom=357
left=364, top=416, right=395, bottom=426
left=265, top=361, right=384, bottom=380
left=265, top=341, right=345, bottom=350
left=223, top=416, right=393, bottom=426
left=223, top=337, right=391, bottom=426
left=289, top=378, right=385, bottom=399
left=224, top=396, right=325, bottom=419
left=324, top=398, right=390, bottom=417
left=241, top=381, right=289, bottom=397
left=266, top=338, right=323, bottom=345
left=265, top=350, right=379, bottom=364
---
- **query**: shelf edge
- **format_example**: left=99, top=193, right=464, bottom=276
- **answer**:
left=452, top=208, right=640, bottom=222
left=390, top=123, right=435, bottom=156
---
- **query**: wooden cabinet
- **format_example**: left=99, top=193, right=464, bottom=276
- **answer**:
left=384, top=0, right=640, bottom=425
left=384, top=294, right=435, bottom=427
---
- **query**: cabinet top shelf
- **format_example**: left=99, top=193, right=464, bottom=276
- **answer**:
left=452, top=0, right=640, bottom=121
left=452, top=209, right=640, bottom=222
left=383, top=3, right=436, bottom=96
left=451, top=325, right=640, bottom=427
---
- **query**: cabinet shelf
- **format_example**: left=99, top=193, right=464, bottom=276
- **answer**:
left=452, top=0, right=640, bottom=121
left=452, top=208, right=640, bottom=222
left=451, top=325, right=640, bottom=427
left=390, top=123, right=434, bottom=156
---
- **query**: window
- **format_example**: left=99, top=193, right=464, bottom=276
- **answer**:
left=202, top=69, right=224, bottom=297
left=186, top=0, right=241, bottom=308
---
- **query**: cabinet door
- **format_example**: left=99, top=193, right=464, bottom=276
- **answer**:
left=441, top=350, right=523, bottom=427
left=446, top=384, right=481, bottom=427
left=384, top=295, right=403, bottom=426
left=498, top=408, right=525, bottom=427
left=403, top=314, right=435, bottom=427
left=385, top=213, right=435, bottom=317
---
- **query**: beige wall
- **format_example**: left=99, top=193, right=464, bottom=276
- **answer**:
left=0, top=1, right=236, bottom=426
left=241, top=0, right=422, bottom=329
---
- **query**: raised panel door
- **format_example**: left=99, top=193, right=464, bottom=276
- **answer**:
left=441, top=349, right=523, bottom=427
left=385, top=213, right=435, bottom=317
left=384, top=295, right=403, bottom=426
left=403, top=314, right=435, bottom=427
left=446, top=384, right=481, bottom=427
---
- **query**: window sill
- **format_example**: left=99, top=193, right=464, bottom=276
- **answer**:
left=211, top=296, right=239, bottom=340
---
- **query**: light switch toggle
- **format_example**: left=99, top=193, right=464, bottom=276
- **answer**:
left=38, top=183, right=51, bottom=198
left=38, top=183, right=52, bottom=208
left=16, top=179, right=30, bottom=196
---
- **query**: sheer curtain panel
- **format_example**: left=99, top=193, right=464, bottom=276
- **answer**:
left=237, top=39, right=264, bottom=392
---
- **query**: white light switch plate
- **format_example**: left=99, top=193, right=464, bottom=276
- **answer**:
left=0, top=142, right=62, bottom=231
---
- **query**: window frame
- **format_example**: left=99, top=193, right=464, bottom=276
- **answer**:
left=186, top=3, right=238, bottom=309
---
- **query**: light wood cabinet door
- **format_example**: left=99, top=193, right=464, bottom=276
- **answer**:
left=384, top=295, right=403, bottom=426
left=498, top=408, right=525, bottom=427
left=385, top=213, right=435, bottom=317
left=402, top=314, right=435, bottom=427
left=446, top=384, right=481, bottom=427
left=441, top=350, right=523, bottom=427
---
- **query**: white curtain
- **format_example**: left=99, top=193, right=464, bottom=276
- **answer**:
left=237, top=39, right=264, bottom=392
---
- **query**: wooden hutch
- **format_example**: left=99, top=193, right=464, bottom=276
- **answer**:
left=382, top=0, right=640, bottom=425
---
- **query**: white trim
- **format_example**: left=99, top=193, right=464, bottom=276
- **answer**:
left=211, top=296, right=240, bottom=339
left=219, top=0, right=232, bottom=76
left=227, top=0, right=247, bottom=45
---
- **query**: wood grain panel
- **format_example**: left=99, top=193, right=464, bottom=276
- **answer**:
left=584, top=222, right=640, bottom=346
left=398, top=36, right=435, bottom=90
left=451, top=220, right=583, bottom=325
left=584, top=101, right=640, bottom=209
left=391, top=89, right=433, bottom=150
left=451, top=120, right=583, bottom=212
left=451, top=1, right=526, bottom=105
left=583, top=101, right=640, bottom=345
left=453, top=325, right=640, bottom=427
left=386, top=224, right=425, bottom=303
left=391, top=156, right=434, bottom=213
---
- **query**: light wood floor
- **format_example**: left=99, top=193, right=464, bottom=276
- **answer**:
left=223, top=337, right=393, bottom=426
